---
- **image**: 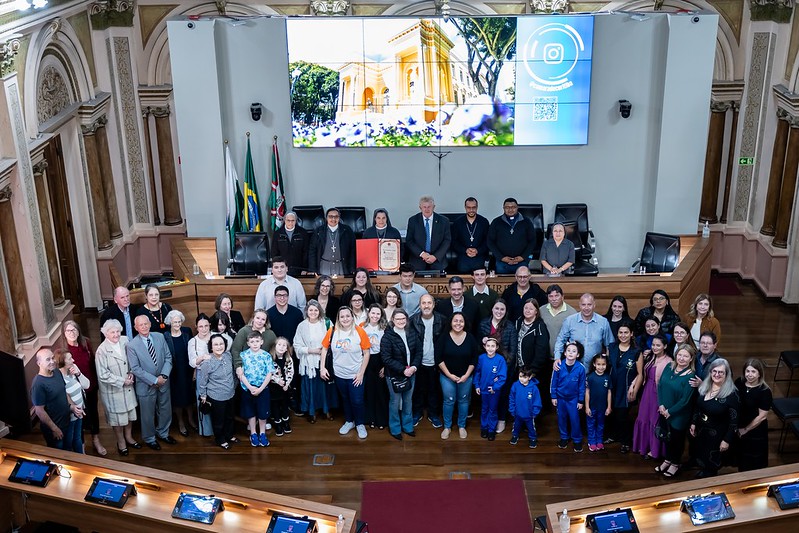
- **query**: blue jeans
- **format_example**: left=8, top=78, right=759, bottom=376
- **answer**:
left=64, top=418, right=84, bottom=454
left=386, top=376, right=415, bottom=435
left=335, top=377, right=365, bottom=426
left=587, top=409, right=606, bottom=446
left=440, top=374, right=473, bottom=429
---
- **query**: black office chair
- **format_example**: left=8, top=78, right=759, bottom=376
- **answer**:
left=439, top=213, right=463, bottom=270
left=554, top=203, right=595, bottom=257
left=336, top=206, right=368, bottom=238
left=633, top=232, right=681, bottom=273
left=292, top=205, right=326, bottom=232
left=518, top=203, right=544, bottom=260
left=546, top=221, right=598, bottom=276
left=230, top=232, right=270, bottom=275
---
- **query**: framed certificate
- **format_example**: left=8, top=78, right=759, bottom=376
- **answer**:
left=378, top=239, right=400, bottom=272
left=357, top=239, right=400, bottom=273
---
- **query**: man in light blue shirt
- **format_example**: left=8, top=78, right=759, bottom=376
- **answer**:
left=553, top=293, right=614, bottom=371
left=393, top=263, right=428, bottom=315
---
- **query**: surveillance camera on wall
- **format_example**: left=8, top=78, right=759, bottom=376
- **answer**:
left=618, top=100, right=632, bottom=119
left=250, top=103, right=263, bottom=121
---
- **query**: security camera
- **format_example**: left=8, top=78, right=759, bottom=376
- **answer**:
left=187, top=22, right=195, bottom=29
left=250, top=103, right=263, bottom=121
left=692, top=16, right=700, bottom=23
left=619, top=100, right=632, bottom=119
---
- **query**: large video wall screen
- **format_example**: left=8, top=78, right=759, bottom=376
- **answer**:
left=287, top=16, right=594, bottom=148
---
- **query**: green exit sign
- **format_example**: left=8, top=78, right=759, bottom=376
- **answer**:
left=739, top=157, right=755, bottom=165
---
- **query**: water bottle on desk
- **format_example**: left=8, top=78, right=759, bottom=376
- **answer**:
left=559, top=508, right=570, bottom=532
left=702, top=221, right=710, bottom=238
left=336, top=514, right=345, bottom=533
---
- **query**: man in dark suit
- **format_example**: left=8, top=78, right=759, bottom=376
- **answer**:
left=126, top=315, right=176, bottom=450
left=435, top=276, right=480, bottom=333
left=405, top=195, right=451, bottom=271
left=309, top=208, right=356, bottom=276
left=100, top=286, right=138, bottom=339
left=271, top=211, right=309, bottom=276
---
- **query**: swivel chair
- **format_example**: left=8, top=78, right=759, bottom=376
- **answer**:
left=230, top=232, right=270, bottom=275
left=336, top=206, right=368, bottom=238
left=554, top=203, right=595, bottom=257
left=545, top=221, right=598, bottom=276
left=292, top=205, right=326, bottom=232
left=635, top=232, right=680, bottom=273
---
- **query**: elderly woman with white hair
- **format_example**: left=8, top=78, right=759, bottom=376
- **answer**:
left=95, top=319, right=140, bottom=455
left=271, top=211, right=310, bottom=276
left=689, top=358, right=740, bottom=478
left=163, top=309, right=196, bottom=437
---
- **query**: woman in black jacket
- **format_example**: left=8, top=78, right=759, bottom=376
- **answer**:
left=515, top=299, right=550, bottom=418
left=634, top=289, right=680, bottom=337
left=380, top=309, right=422, bottom=440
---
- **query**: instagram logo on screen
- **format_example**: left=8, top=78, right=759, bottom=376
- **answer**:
left=543, top=43, right=564, bottom=65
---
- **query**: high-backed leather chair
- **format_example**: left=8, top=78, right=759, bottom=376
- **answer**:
left=439, top=212, right=464, bottom=270
left=292, top=205, right=326, bottom=232
left=554, top=203, right=595, bottom=257
left=518, top=203, right=544, bottom=260
left=638, top=232, right=680, bottom=273
left=230, top=232, right=270, bottom=275
left=545, top=221, right=598, bottom=276
left=336, top=206, right=368, bottom=238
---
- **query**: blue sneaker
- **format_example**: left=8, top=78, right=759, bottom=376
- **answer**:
left=250, top=433, right=259, bottom=447
left=428, top=416, right=443, bottom=429
left=259, top=433, right=270, bottom=447
left=413, top=416, right=421, bottom=427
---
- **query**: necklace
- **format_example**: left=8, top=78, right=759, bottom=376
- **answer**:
left=465, top=219, right=477, bottom=243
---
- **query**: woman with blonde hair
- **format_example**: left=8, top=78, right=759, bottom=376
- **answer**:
left=687, top=293, right=721, bottom=346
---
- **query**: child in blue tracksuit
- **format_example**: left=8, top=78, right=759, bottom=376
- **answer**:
left=551, top=340, right=586, bottom=452
left=474, top=338, right=507, bottom=441
left=509, top=366, right=542, bottom=448
left=585, top=353, right=612, bottom=452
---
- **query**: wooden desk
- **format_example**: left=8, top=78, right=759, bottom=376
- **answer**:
left=0, top=440, right=356, bottom=532
left=165, top=235, right=711, bottom=324
left=545, top=462, right=799, bottom=532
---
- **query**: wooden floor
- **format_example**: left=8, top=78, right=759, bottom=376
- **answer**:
left=12, top=276, right=799, bottom=522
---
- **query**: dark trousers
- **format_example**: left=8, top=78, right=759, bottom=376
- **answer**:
left=665, top=426, right=688, bottom=464
left=480, top=391, right=501, bottom=431
left=611, top=407, right=633, bottom=446
left=209, top=396, right=235, bottom=446
left=84, top=388, right=101, bottom=435
left=270, top=392, right=289, bottom=423
left=335, top=377, right=365, bottom=426
left=364, top=358, right=389, bottom=428
left=512, top=416, right=537, bottom=440
left=412, top=364, right=441, bottom=419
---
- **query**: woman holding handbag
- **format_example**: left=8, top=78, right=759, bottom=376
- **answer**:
left=380, top=309, right=421, bottom=440
left=655, top=344, right=697, bottom=478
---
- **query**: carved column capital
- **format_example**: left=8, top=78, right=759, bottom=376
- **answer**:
left=89, top=0, right=135, bottom=30
left=710, top=100, right=732, bottom=113
left=0, top=38, right=21, bottom=77
left=150, top=105, right=171, bottom=119
left=0, top=185, right=12, bottom=202
left=80, top=114, right=108, bottom=135
left=310, top=0, right=351, bottom=16
left=32, top=161, right=49, bottom=177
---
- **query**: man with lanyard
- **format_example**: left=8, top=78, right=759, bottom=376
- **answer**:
left=254, top=256, right=307, bottom=312
left=409, top=294, right=445, bottom=428
left=466, top=266, right=499, bottom=321
left=393, top=263, right=429, bottom=316
left=553, top=293, right=614, bottom=371
left=488, top=198, right=537, bottom=275
left=451, top=197, right=490, bottom=274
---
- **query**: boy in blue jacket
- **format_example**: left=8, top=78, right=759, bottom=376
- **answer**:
left=509, top=366, right=542, bottom=448
left=551, top=340, right=586, bottom=452
left=474, top=338, right=507, bottom=441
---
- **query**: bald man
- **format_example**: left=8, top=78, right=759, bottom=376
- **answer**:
left=31, top=349, right=82, bottom=449
left=126, top=315, right=175, bottom=450
left=553, top=293, right=614, bottom=371
left=408, top=294, right=446, bottom=428
left=100, top=286, right=139, bottom=339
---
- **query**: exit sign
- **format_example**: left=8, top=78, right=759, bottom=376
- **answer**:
left=739, top=157, right=755, bottom=165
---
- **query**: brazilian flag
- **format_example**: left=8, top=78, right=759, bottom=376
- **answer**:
left=243, top=137, right=262, bottom=232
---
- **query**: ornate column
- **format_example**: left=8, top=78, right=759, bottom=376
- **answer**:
left=32, top=160, right=65, bottom=306
left=699, top=101, right=730, bottom=223
left=0, top=186, right=36, bottom=342
left=141, top=107, right=160, bottom=225
left=82, top=119, right=113, bottom=250
left=773, top=119, right=799, bottom=249
left=0, top=254, right=14, bottom=352
left=719, top=102, right=740, bottom=224
left=760, top=109, right=791, bottom=235
left=94, top=118, right=123, bottom=239
left=151, top=105, right=183, bottom=226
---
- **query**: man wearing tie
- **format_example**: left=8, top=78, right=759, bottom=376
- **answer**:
left=126, top=315, right=176, bottom=450
left=406, top=195, right=451, bottom=271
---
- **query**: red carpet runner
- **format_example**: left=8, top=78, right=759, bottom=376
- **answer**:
left=360, top=478, right=533, bottom=532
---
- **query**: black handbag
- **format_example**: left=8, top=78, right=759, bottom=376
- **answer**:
left=390, top=376, right=411, bottom=393
left=654, top=414, right=671, bottom=442
left=198, top=396, right=213, bottom=414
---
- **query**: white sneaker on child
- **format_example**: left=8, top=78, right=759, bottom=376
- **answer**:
left=339, top=421, right=355, bottom=435
left=496, top=421, right=506, bottom=433
left=356, top=425, right=368, bottom=439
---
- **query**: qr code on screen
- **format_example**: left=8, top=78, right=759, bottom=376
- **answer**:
left=532, top=97, right=558, bottom=122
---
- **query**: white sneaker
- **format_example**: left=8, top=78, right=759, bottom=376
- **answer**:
left=356, top=425, right=368, bottom=439
left=266, top=423, right=272, bottom=430
left=441, top=428, right=451, bottom=440
left=459, top=427, right=468, bottom=439
left=339, top=421, right=355, bottom=435
left=496, top=421, right=506, bottom=433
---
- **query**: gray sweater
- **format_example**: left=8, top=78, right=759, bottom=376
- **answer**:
left=541, top=303, right=577, bottom=356
left=197, top=352, right=236, bottom=401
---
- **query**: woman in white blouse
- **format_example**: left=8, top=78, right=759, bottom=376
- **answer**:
left=187, top=313, right=228, bottom=437
left=294, top=300, right=335, bottom=423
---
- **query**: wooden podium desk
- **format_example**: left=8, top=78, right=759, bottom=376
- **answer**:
left=545, top=462, right=799, bottom=532
left=163, top=236, right=711, bottom=324
left=0, top=440, right=356, bottom=532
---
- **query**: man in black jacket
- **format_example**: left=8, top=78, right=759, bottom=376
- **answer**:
left=435, top=276, right=480, bottom=333
left=408, top=294, right=446, bottom=428
left=271, top=212, right=309, bottom=276
left=501, top=266, right=547, bottom=322
left=100, top=286, right=139, bottom=339
left=488, top=198, right=536, bottom=275
left=308, top=208, right=356, bottom=276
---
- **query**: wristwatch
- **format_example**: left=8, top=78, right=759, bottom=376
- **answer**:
left=159, top=374, right=168, bottom=380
